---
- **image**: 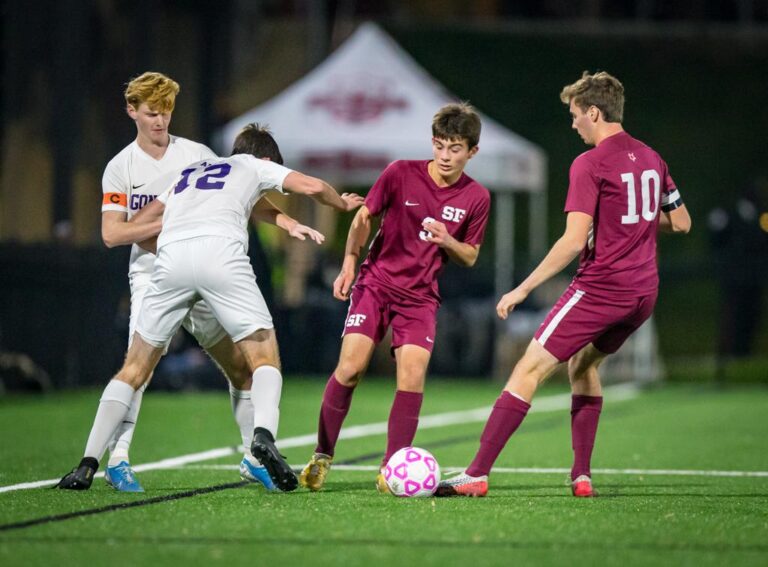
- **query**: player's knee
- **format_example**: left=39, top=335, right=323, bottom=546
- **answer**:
left=334, top=361, right=363, bottom=387
left=115, top=363, right=148, bottom=389
left=397, top=375, right=424, bottom=393
left=227, top=364, right=252, bottom=389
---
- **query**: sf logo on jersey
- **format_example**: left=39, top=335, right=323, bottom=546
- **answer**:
left=346, top=314, right=367, bottom=327
left=442, top=206, right=466, bottom=223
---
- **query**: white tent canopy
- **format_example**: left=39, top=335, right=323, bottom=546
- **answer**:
left=218, top=22, right=548, bottom=298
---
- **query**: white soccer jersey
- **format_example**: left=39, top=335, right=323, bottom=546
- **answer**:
left=101, top=135, right=216, bottom=277
left=157, top=154, right=292, bottom=250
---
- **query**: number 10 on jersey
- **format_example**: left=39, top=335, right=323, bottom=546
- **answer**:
left=621, top=169, right=660, bottom=224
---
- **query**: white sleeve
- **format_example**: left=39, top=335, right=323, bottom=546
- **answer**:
left=255, top=160, right=293, bottom=195
left=157, top=188, right=172, bottom=204
left=101, top=161, right=129, bottom=213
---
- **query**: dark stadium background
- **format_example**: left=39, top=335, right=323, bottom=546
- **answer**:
left=1, top=0, right=767, bottom=387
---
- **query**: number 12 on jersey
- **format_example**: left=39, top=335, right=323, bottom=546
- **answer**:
left=174, top=163, right=232, bottom=194
left=621, top=169, right=660, bottom=224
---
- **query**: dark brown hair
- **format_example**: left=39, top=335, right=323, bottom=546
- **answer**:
left=432, top=102, right=481, bottom=149
left=231, top=123, right=284, bottom=164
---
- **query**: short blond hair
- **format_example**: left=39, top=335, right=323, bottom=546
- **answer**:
left=124, top=71, right=180, bottom=113
left=560, top=71, right=624, bottom=123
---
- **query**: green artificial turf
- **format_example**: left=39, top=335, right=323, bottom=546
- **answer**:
left=1, top=379, right=766, bottom=566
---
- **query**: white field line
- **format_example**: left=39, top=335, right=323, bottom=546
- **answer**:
left=0, top=384, right=638, bottom=494
left=181, top=463, right=768, bottom=478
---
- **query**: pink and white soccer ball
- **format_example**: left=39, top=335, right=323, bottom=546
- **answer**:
left=383, top=446, right=441, bottom=497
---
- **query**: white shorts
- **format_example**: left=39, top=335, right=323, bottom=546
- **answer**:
left=129, top=275, right=227, bottom=350
left=136, top=236, right=273, bottom=348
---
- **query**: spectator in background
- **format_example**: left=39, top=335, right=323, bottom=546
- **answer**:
left=708, top=175, right=768, bottom=372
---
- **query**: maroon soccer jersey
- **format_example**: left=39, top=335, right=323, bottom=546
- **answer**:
left=357, top=160, right=491, bottom=303
left=565, top=131, right=678, bottom=296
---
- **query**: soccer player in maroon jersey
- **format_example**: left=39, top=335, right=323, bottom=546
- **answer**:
left=438, top=71, right=691, bottom=498
left=299, top=103, right=491, bottom=492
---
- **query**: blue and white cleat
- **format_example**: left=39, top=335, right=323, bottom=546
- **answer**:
left=105, top=461, right=144, bottom=493
left=239, top=457, right=277, bottom=491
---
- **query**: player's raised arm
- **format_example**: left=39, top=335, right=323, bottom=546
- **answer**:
left=282, top=171, right=364, bottom=212
left=251, top=196, right=325, bottom=244
left=496, top=211, right=592, bottom=319
left=333, top=205, right=375, bottom=301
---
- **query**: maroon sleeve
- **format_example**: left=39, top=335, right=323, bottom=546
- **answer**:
left=661, top=159, right=677, bottom=194
left=564, top=154, right=599, bottom=217
left=365, top=161, right=400, bottom=216
left=462, top=190, right=491, bottom=246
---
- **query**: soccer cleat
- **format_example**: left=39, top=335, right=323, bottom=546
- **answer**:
left=375, top=469, right=390, bottom=494
left=105, top=461, right=144, bottom=493
left=299, top=453, right=333, bottom=492
left=435, top=471, right=488, bottom=497
left=56, top=457, right=99, bottom=491
left=240, top=456, right=277, bottom=491
left=571, top=474, right=595, bottom=497
left=250, top=427, right=298, bottom=492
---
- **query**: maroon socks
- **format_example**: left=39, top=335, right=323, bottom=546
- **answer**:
left=315, top=375, right=355, bottom=456
left=570, top=395, right=603, bottom=480
left=383, top=390, right=424, bottom=465
left=466, top=391, right=531, bottom=477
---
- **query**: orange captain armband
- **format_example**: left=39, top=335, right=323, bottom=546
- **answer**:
left=103, top=192, right=128, bottom=207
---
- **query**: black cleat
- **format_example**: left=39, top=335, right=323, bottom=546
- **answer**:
left=250, top=427, right=298, bottom=492
left=56, top=457, right=99, bottom=490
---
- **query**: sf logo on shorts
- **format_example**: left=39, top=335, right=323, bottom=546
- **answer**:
left=346, top=314, right=367, bottom=327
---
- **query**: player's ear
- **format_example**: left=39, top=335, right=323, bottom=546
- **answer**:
left=589, top=106, right=600, bottom=122
left=468, top=145, right=479, bottom=159
left=126, top=104, right=138, bottom=119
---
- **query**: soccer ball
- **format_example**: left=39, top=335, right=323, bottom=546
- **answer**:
left=383, top=446, right=441, bottom=497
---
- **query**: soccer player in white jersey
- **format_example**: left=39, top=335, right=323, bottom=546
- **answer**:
left=57, top=124, right=364, bottom=492
left=99, top=72, right=321, bottom=492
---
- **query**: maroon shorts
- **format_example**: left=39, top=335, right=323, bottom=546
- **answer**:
left=342, top=283, right=438, bottom=353
left=533, top=284, right=657, bottom=362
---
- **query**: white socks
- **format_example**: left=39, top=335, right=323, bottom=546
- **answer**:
left=250, top=365, right=283, bottom=438
left=230, top=384, right=259, bottom=463
left=84, top=380, right=135, bottom=462
left=107, top=383, right=146, bottom=466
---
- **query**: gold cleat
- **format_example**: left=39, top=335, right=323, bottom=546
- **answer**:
left=299, top=453, right=333, bottom=491
left=375, top=469, right=391, bottom=494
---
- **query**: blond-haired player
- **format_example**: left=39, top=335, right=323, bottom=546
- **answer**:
left=99, top=73, right=320, bottom=492
left=57, top=124, right=364, bottom=492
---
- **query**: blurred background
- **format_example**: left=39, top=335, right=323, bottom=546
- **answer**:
left=1, top=0, right=767, bottom=393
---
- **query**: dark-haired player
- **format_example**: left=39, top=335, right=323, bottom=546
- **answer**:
left=300, top=103, right=491, bottom=492
left=57, top=124, right=363, bottom=492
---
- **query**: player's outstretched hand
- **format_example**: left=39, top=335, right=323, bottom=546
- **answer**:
left=422, top=220, right=454, bottom=248
left=333, top=266, right=356, bottom=301
left=496, top=288, right=529, bottom=320
left=288, top=223, right=325, bottom=244
left=341, top=193, right=365, bottom=212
